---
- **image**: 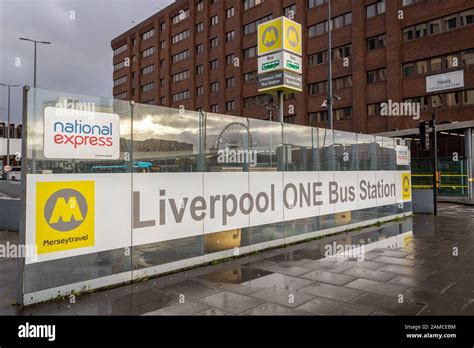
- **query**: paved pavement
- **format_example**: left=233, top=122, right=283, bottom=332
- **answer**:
left=1, top=203, right=473, bottom=315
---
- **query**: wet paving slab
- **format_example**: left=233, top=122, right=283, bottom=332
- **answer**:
left=1, top=203, right=473, bottom=316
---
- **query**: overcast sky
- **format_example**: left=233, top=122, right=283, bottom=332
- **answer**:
left=0, top=0, right=175, bottom=123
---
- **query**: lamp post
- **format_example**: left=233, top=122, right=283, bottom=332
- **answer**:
left=0, top=83, right=20, bottom=181
left=19, top=37, right=51, bottom=87
left=327, top=0, right=334, bottom=130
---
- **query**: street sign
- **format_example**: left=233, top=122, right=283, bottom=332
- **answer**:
left=258, top=51, right=302, bottom=74
left=257, top=17, right=302, bottom=56
left=258, top=70, right=303, bottom=93
left=3, top=165, right=11, bottom=172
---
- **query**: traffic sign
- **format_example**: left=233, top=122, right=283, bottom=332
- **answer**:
left=258, top=70, right=303, bottom=93
left=3, top=165, right=11, bottom=172
left=258, top=17, right=302, bottom=56
left=258, top=51, right=302, bottom=74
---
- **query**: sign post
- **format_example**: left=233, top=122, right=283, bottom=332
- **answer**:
left=257, top=17, right=303, bottom=123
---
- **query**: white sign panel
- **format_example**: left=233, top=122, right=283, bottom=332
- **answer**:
left=258, top=51, right=302, bottom=74
left=396, top=145, right=410, bottom=166
left=44, top=107, right=120, bottom=160
left=25, top=171, right=411, bottom=264
left=426, top=70, right=464, bottom=93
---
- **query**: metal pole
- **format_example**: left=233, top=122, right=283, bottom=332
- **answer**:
left=327, top=0, right=333, bottom=130
left=277, top=91, right=284, bottom=123
left=432, top=107, right=438, bottom=215
left=34, top=41, right=37, bottom=88
left=6, top=85, right=11, bottom=171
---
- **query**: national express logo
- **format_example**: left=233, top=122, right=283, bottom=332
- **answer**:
left=36, top=181, right=94, bottom=254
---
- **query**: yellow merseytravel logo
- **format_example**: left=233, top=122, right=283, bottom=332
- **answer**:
left=36, top=181, right=94, bottom=254
left=258, top=17, right=302, bottom=56
left=402, top=174, right=411, bottom=200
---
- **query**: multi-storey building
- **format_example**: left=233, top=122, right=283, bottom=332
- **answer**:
left=111, top=0, right=474, bottom=134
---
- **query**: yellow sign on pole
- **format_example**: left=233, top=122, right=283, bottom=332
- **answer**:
left=258, top=17, right=302, bottom=56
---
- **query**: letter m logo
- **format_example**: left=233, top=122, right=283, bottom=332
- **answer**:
left=49, top=196, right=84, bottom=224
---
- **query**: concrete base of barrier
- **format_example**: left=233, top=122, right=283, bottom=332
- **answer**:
left=0, top=198, right=21, bottom=231
left=0, top=181, right=22, bottom=199
left=412, top=189, right=434, bottom=214
left=21, top=211, right=412, bottom=306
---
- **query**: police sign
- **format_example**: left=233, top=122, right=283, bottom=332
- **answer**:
left=258, top=17, right=302, bottom=56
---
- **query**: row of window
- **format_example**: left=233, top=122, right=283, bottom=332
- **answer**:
left=366, top=0, right=385, bottom=18
left=141, top=64, right=155, bottom=76
left=309, top=107, right=353, bottom=124
left=113, top=60, right=128, bottom=71
left=308, top=44, right=352, bottom=66
left=308, top=76, right=353, bottom=96
left=403, top=9, right=473, bottom=42
left=113, top=75, right=127, bottom=87
left=171, top=49, right=189, bottom=63
left=172, top=70, right=190, bottom=83
left=172, top=29, right=190, bottom=44
left=403, top=50, right=474, bottom=78
left=309, top=12, right=352, bottom=37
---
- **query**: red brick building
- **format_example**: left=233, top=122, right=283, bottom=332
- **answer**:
left=111, top=0, right=474, bottom=134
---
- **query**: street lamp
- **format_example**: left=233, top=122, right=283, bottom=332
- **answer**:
left=19, top=37, right=51, bottom=87
left=0, top=83, right=21, bottom=181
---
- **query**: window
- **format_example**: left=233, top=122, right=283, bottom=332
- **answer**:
left=244, top=0, right=265, bottom=10
left=368, top=103, right=382, bottom=116
left=197, top=86, right=204, bottom=96
left=464, top=89, right=474, bottom=105
left=132, top=38, right=136, bottom=46
left=172, top=70, right=190, bottom=82
left=211, top=15, right=218, bottom=26
left=113, top=76, right=127, bottom=87
left=366, top=0, right=385, bottom=18
left=196, top=65, right=204, bottom=75
left=367, top=34, right=386, bottom=50
left=431, top=95, right=442, bottom=108
left=210, top=81, right=219, bottom=92
left=210, top=37, right=218, bottom=48
left=132, top=55, right=136, bottom=62
left=430, top=58, right=442, bottom=72
left=210, top=59, right=219, bottom=70
left=309, top=51, right=325, bottom=66
left=226, top=30, right=235, bottom=42
left=335, top=76, right=352, bottom=90
left=172, top=29, right=190, bottom=44
left=446, top=55, right=458, bottom=69
left=226, top=77, right=235, bottom=88
left=196, top=22, right=204, bottom=32
left=335, top=107, right=352, bottom=120
left=160, top=21, right=166, bottom=31
left=226, top=7, right=235, bottom=18
left=445, top=16, right=458, bottom=31
left=172, top=50, right=190, bottom=62
left=113, top=60, right=127, bottom=71
left=141, top=46, right=155, bottom=58
left=226, top=54, right=235, bottom=65
left=243, top=94, right=272, bottom=107
left=172, top=9, right=190, bottom=25
left=144, top=100, right=155, bottom=105
left=226, top=100, right=235, bottom=111
left=172, top=90, right=190, bottom=102
left=428, top=19, right=441, bottom=34
left=114, top=92, right=127, bottom=100
left=160, top=59, right=165, bottom=67
left=308, top=81, right=327, bottom=95
left=367, top=68, right=386, bottom=83
left=402, top=0, right=424, bottom=6
left=445, top=92, right=459, bottom=107
left=309, top=22, right=326, bottom=37
left=244, top=71, right=257, bottom=83
left=113, top=43, right=127, bottom=56
left=462, top=49, right=474, bottom=67
left=284, top=4, right=296, bottom=18
left=244, top=46, right=257, bottom=59
left=196, top=43, right=204, bottom=53
left=415, top=23, right=427, bottom=38
left=160, top=78, right=165, bottom=86
left=211, top=104, right=219, bottom=113
left=403, top=27, right=414, bottom=41
left=460, top=9, right=474, bottom=26
left=160, top=96, right=166, bottom=105
left=196, top=1, right=203, bottom=11
left=244, top=15, right=273, bottom=34
left=308, top=0, right=327, bottom=9
left=141, top=64, right=155, bottom=75
left=160, top=41, right=166, bottom=49
left=141, top=28, right=155, bottom=41
left=141, top=82, right=154, bottom=92
left=416, top=60, right=428, bottom=74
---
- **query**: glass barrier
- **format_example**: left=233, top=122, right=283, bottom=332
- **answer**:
left=19, top=87, right=412, bottom=305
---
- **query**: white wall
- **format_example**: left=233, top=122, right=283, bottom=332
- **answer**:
left=0, top=138, right=21, bottom=156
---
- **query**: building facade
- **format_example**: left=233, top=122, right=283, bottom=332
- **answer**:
left=111, top=0, right=474, bottom=134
